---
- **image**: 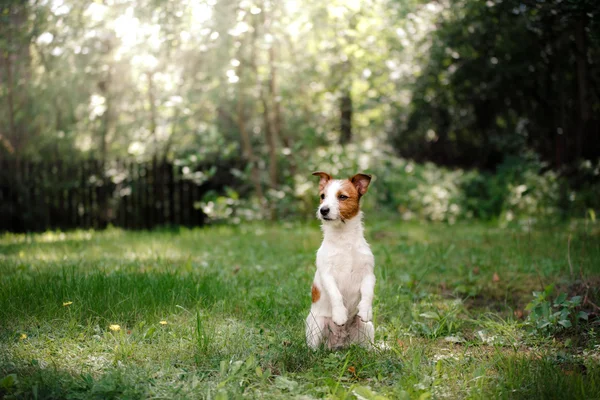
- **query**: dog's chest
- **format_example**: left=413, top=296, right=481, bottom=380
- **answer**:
left=318, top=240, right=372, bottom=295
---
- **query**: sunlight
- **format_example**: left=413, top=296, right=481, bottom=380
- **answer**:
left=82, top=0, right=214, bottom=65
left=190, top=1, right=213, bottom=26
left=36, top=32, right=54, bottom=45
left=113, top=7, right=139, bottom=50
left=84, top=2, right=107, bottom=22
left=89, top=94, right=106, bottom=120
left=132, top=54, right=158, bottom=70
left=226, top=69, right=239, bottom=83
left=50, top=0, right=70, bottom=15
left=228, top=21, right=250, bottom=37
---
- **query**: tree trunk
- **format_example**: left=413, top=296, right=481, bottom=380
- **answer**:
left=267, top=44, right=282, bottom=188
left=574, top=16, right=590, bottom=163
left=340, top=89, right=352, bottom=145
left=261, top=91, right=278, bottom=189
left=255, top=7, right=279, bottom=190
left=97, top=35, right=116, bottom=166
left=237, top=96, right=264, bottom=201
left=98, top=76, right=111, bottom=166
left=236, top=42, right=264, bottom=201
left=261, top=60, right=278, bottom=188
left=2, top=51, right=17, bottom=153
left=147, top=72, right=158, bottom=156
left=0, top=2, right=31, bottom=156
left=163, top=108, right=178, bottom=162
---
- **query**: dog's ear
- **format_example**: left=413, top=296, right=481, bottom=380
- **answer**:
left=312, top=171, right=332, bottom=191
left=350, top=173, right=372, bottom=196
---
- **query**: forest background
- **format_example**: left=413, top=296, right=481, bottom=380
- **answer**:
left=0, top=0, right=599, bottom=228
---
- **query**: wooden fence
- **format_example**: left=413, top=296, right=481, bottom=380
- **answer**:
left=0, top=159, right=240, bottom=232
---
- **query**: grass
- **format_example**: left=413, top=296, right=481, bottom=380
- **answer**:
left=0, top=218, right=599, bottom=399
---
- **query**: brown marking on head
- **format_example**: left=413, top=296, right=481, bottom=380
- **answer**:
left=338, top=180, right=361, bottom=221
left=312, top=171, right=332, bottom=192
left=336, top=173, right=372, bottom=221
left=311, top=284, right=321, bottom=303
left=350, top=173, right=371, bottom=196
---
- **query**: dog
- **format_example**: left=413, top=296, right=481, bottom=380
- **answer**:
left=305, top=171, right=376, bottom=349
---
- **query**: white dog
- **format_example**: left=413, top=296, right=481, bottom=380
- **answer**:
left=305, top=171, right=376, bottom=349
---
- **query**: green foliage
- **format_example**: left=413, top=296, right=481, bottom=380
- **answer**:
left=459, top=153, right=564, bottom=224
left=525, top=285, right=589, bottom=334
left=1, top=0, right=598, bottom=227
left=409, top=297, right=466, bottom=339
left=200, top=147, right=598, bottom=224
left=489, top=355, right=600, bottom=400
left=0, top=0, right=410, bottom=163
left=392, top=0, right=600, bottom=171
left=0, top=374, right=18, bottom=396
left=199, top=187, right=265, bottom=224
left=195, top=311, right=212, bottom=357
left=452, top=265, right=481, bottom=297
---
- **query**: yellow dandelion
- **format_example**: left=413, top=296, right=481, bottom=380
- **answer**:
left=159, top=320, right=168, bottom=325
left=63, top=301, right=73, bottom=307
left=109, top=324, right=121, bottom=332
left=20, top=333, right=27, bottom=340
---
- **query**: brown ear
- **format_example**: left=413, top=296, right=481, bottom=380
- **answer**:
left=351, top=173, right=372, bottom=196
left=312, top=171, right=332, bottom=191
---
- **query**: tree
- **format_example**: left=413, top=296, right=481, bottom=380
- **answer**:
left=391, top=0, right=600, bottom=170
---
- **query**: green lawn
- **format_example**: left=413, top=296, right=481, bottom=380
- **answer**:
left=1, top=219, right=599, bottom=399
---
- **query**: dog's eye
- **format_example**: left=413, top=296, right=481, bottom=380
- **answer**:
left=320, top=194, right=325, bottom=200
left=338, top=195, right=348, bottom=200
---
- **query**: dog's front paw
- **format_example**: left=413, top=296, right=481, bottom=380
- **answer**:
left=332, top=306, right=348, bottom=326
left=357, top=307, right=372, bottom=322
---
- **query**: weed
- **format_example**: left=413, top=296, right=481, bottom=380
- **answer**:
left=409, top=296, right=467, bottom=339
left=525, top=284, right=589, bottom=334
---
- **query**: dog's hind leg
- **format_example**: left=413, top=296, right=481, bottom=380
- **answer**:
left=347, top=315, right=374, bottom=348
left=305, top=313, right=327, bottom=350
left=325, top=319, right=349, bottom=350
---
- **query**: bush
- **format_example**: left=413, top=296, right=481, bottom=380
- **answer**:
left=196, top=144, right=599, bottom=225
left=459, top=153, right=564, bottom=225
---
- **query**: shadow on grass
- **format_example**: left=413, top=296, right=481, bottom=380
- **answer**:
left=482, top=353, right=600, bottom=400
left=0, top=264, right=310, bottom=339
left=0, top=363, right=163, bottom=399
left=0, top=272, right=272, bottom=330
left=1, top=348, right=598, bottom=399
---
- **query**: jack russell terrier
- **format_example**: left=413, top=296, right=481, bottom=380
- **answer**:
left=305, top=171, right=376, bottom=349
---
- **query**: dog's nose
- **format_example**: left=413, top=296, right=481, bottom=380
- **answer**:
left=320, top=207, right=330, bottom=216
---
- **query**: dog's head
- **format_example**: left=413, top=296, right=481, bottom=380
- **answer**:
left=312, top=171, right=371, bottom=224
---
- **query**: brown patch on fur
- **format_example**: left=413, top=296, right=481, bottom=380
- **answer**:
left=311, top=284, right=321, bottom=303
left=338, top=180, right=361, bottom=221
left=350, top=173, right=372, bottom=196
left=312, top=171, right=332, bottom=192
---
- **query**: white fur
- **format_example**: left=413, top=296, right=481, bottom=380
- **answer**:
left=318, top=180, right=343, bottom=222
left=306, top=180, right=376, bottom=349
